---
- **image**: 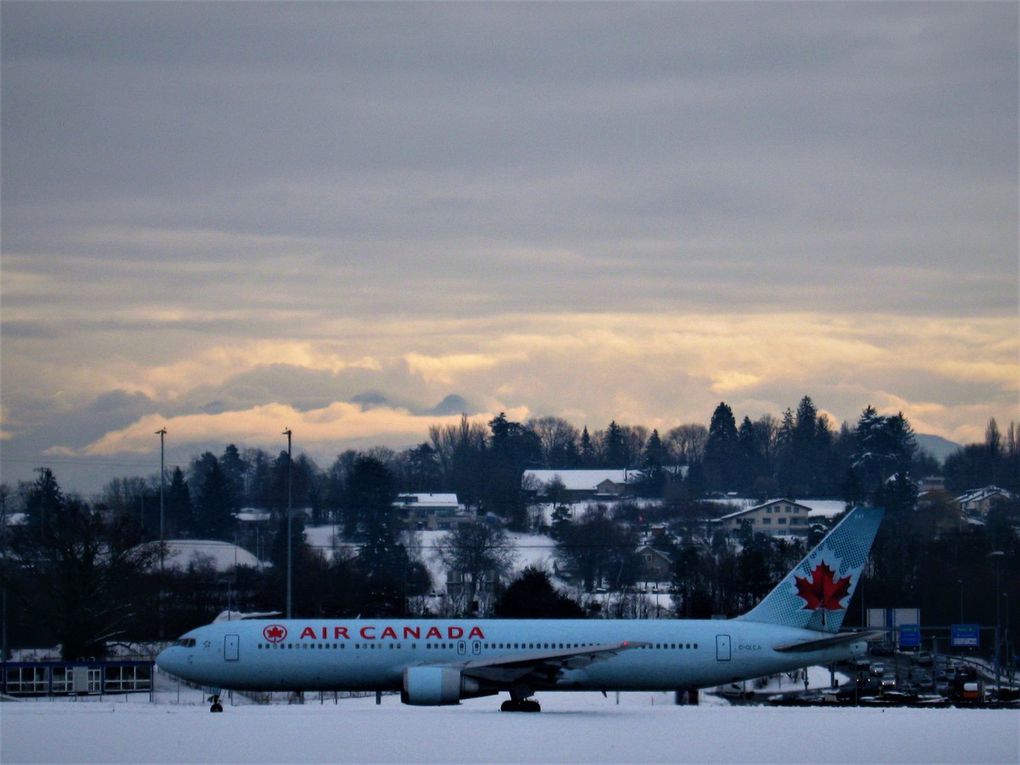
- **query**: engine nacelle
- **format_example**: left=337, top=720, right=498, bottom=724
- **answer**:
left=400, top=666, right=495, bottom=706
left=401, top=666, right=462, bottom=706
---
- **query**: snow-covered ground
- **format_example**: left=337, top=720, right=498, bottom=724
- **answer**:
left=2, top=691, right=1016, bottom=764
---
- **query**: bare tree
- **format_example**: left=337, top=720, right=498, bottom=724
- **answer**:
left=527, top=416, right=580, bottom=467
left=665, top=423, right=708, bottom=464
left=435, top=521, right=516, bottom=615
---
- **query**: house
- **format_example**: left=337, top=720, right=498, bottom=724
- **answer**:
left=636, top=545, right=673, bottom=582
left=522, top=470, right=637, bottom=501
left=395, top=493, right=472, bottom=531
left=714, top=499, right=812, bottom=537
left=955, top=486, right=1015, bottom=516
left=917, top=475, right=945, bottom=493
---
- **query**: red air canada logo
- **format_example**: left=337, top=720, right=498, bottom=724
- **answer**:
left=794, top=561, right=852, bottom=611
left=263, top=624, right=288, bottom=643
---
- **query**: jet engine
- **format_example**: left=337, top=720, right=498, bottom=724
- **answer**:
left=400, top=666, right=496, bottom=706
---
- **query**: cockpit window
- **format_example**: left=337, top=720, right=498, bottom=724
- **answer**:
left=175, top=638, right=197, bottom=648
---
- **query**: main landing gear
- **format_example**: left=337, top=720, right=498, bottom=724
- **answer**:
left=500, top=698, right=541, bottom=712
left=501, top=687, right=541, bottom=712
left=208, top=694, right=223, bottom=713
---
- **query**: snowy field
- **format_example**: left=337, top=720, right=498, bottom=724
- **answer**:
left=2, top=692, right=1017, bottom=765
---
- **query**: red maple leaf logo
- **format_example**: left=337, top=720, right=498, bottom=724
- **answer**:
left=263, top=624, right=287, bottom=643
left=794, top=562, right=852, bottom=611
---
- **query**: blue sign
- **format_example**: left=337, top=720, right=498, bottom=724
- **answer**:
left=898, top=624, right=921, bottom=648
left=951, top=624, right=980, bottom=648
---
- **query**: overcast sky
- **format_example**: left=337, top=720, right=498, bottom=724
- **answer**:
left=2, top=2, right=1017, bottom=493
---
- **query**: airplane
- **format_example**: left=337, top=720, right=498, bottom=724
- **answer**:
left=157, top=505, right=884, bottom=712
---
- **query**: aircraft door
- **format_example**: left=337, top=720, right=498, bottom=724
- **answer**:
left=472, top=641, right=481, bottom=656
left=225, top=634, right=240, bottom=662
left=715, top=634, right=731, bottom=662
left=457, top=641, right=466, bottom=656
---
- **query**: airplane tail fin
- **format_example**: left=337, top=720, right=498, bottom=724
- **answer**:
left=737, top=506, right=884, bottom=633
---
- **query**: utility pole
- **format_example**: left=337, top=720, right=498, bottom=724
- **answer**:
left=283, top=428, right=293, bottom=619
left=156, top=427, right=167, bottom=640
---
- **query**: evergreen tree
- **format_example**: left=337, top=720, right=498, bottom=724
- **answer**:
left=493, top=567, right=585, bottom=618
left=550, top=504, right=572, bottom=540
left=220, top=444, right=248, bottom=504
left=24, top=468, right=64, bottom=534
left=851, top=407, right=917, bottom=497
left=579, top=426, right=596, bottom=468
left=604, top=421, right=627, bottom=467
left=192, top=456, right=236, bottom=539
left=340, top=455, right=397, bottom=539
left=737, top=417, right=760, bottom=493
left=703, top=403, right=740, bottom=491
left=639, top=429, right=667, bottom=496
left=165, top=467, right=193, bottom=537
left=484, top=413, right=541, bottom=529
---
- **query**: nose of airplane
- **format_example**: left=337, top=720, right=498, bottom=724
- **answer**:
left=156, top=645, right=183, bottom=676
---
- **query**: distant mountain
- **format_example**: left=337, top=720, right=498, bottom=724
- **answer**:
left=429, top=394, right=471, bottom=416
left=351, top=391, right=391, bottom=410
left=916, top=433, right=962, bottom=463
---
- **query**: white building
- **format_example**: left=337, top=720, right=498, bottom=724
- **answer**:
left=395, top=493, right=471, bottom=531
left=715, top=499, right=812, bottom=537
left=523, top=469, right=637, bottom=501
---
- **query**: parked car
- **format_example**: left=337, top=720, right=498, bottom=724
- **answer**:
left=870, top=641, right=895, bottom=657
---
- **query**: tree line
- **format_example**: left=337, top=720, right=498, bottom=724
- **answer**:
left=1, top=398, right=1017, bottom=660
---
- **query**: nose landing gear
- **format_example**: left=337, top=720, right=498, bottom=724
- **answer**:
left=208, top=694, right=223, bottom=713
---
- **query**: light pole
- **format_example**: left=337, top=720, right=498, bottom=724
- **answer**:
left=1004, top=592, right=1011, bottom=684
left=283, top=428, right=293, bottom=619
left=989, top=551, right=1004, bottom=688
left=156, top=427, right=167, bottom=640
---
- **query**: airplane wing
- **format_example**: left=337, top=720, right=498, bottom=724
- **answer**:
left=773, top=630, right=885, bottom=653
left=455, top=641, right=648, bottom=688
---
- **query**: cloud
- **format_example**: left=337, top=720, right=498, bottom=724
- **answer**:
left=55, top=402, right=528, bottom=457
left=404, top=352, right=526, bottom=386
left=29, top=310, right=1020, bottom=461
left=2, top=3, right=1016, bottom=491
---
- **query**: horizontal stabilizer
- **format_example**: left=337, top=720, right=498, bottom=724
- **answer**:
left=773, top=630, right=885, bottom=653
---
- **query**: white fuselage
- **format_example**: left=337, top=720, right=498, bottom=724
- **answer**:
left=156, top=618, right=865, bottom=694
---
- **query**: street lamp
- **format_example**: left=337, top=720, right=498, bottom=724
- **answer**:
left=283, top=428, right=293, bottom=619
left=1004, top=592, right=1011, bottom=684
left=988, top=550, right=1005, bottom=688
left=156, top=427, right=167, bottom=640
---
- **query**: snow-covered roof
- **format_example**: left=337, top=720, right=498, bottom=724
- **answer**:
left=395, top=493, right=461, bottom=507
left=637, top=545, right=672, bottom=563
left=716, top=498, right=811, bottom=521
left=158, top=540, right=260, bottom=572
left=524, top=470, right=636, bottom=491
left=236, top=509, right=272, bottom=522
left=955, top=486, right=1014, bottom=504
